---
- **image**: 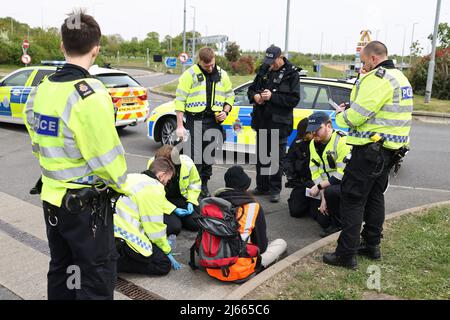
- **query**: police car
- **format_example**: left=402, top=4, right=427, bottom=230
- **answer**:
left=0, top=62, right=149, bottom=128
left=147, top=76, right=355, bottom=153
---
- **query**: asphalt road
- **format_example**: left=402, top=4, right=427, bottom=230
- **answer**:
left=1, top=70, right=449, bottom=266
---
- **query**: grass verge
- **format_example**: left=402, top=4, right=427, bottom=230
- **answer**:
left=413, top=95, right=450, bottom=114
left=247, top=205, right=450, bottom=300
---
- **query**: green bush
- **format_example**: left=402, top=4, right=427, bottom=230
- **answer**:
left=215, top=55, right=231, bottom=72
left=408, top=48, right=450, bottom=100
left=231, top=55, right=255, bottom=75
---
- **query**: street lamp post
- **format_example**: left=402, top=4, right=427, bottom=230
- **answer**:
left=191, top=6, right=196, bottom=59
left=410, top=22, right=419, bottom=65
left=182, top=0, right=187, bottom=72
left=284, top=0, right=291, bottom=58
left=425, top=0, right=442, bottom=103
left=396, top=24, right=407, bottom=70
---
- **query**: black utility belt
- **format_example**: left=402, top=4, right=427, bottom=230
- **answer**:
left=355, top=144, right=396, bottom=154
left=63, top=186, right=106, bottom=213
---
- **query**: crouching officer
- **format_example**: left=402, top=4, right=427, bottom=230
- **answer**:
left=175, top=47, right=234, bottom=198
left=306, top=112, right=352, bottom=237
left=247, top=45, right=301, bottom=202
left=23, top=12, right=128, bottom=299
left=147, top=145, right=202, bottom=235
left=114, top=157, right=181, bottom=275
left=323, top=41, right=413, bottom=269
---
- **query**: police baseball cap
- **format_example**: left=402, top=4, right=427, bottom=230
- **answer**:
left=306, top=112, right=331, bottom=133
left=263, top=45, right=282, bottom=65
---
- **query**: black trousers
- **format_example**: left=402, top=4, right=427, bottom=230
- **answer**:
left=256, top=128, right=288, bottom=195
left=164, top=196, right=200, bottom=235
left=336, top=145, right=394, bottom=257
left=185, top=115, right=223, bottom=182
left=43, top=199, right=118, bottom=300
left=288, top=184, right=341, bottom=229
left=115, top=238, right=171, bottom=276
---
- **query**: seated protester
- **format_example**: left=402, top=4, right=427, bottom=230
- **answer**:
left=307, top=112, right=352, bottom=237
left=147, top=145, right=201, bottom=235
left=214, top=166, right=287, bottom=269
left=284, top=117, right=315, bottom=218
left=114, top=157, right=182, bottom=275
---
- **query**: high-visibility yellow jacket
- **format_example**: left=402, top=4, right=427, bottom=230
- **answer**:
left=114, top=173, right=171, bottom=257
left=23, top=77, right=128, bottom=207
left=174, top=64, right=234, bottom=113
left=147, top=155, right=201, bottom=213
left=336, top=66, right=413, bottom=150
left=309, top=131, right=352, bottom=185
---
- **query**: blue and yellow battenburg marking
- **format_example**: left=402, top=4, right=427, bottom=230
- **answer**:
left=0, top=87, right=32, bottom=118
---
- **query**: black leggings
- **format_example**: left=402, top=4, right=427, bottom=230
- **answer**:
left=164, top=196, right=200, bottom=235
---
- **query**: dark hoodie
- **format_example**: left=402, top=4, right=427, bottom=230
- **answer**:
left=214, top=188, right=268, bottom=253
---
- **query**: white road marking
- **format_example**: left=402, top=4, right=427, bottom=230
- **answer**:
left=390, top=185, right=450, bottom=193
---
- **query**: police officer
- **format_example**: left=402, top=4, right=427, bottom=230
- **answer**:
left=175, top=47, right=234, bottom=198
left=247, top=45, right=301, bottom=202
left=323, top=41, right=413, bottom=269
left=23, top=12, right=127, bottom=299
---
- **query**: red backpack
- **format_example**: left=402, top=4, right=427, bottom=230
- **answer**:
left=189, top=197, right=261, bottom=283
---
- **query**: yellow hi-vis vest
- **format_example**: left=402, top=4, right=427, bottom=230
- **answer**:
left=114, top=173, right=171, bottom=257
left=23, top=77, right=128, bottom=207
left=174, top=64, right=235, bottom=113
left=336, top=67, right=413, bottom=150
left=147, top=154, right=201, bottom=212
left=309, top=131, right=352, bottom=185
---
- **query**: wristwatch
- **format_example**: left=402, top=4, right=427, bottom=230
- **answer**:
left=317, top=183, right=323, bottom=191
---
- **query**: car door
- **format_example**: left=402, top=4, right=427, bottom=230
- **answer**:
left=0, top=69, right=34, bottom=122
left=222, top=82, right=256, bottom=150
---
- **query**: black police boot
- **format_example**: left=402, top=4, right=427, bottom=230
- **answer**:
left=200, top=179, right=210, bottom=198
left=358, top=242, right=381, bottom=260
left=270, top=193, right=280, bottom=203
left=323, top=252, right=357, bottom=270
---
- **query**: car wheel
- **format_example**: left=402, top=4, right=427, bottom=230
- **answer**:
left=160, top=117, right=177, bottom=146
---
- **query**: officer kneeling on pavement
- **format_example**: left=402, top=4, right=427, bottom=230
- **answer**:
left=147, top=145, right=201, bottom=236
left=323, top=41, right=413, bottom=269
left=23, top=11, right=128, bottom=300
left=247, top=45, right=301, bottom=203
left=306, top=112, right=352, bottom=237
left=114, top=157, right=181, bottom=275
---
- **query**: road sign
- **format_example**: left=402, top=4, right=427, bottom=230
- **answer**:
left=21, top=54, right=31, bottom=65
left=22, top=40, right=29, bottom=50
left=164, top=57, right=177, bottom=69
left=182, top=57, right=193, bottom=66
left=178, top=52, right=189, bottom=63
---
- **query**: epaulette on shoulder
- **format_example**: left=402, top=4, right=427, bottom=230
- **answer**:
left=336, top=130, right=347, bottom=137
left=74, top=80, right=95, bottom=100
left=375, top=67, right=386, bottom=79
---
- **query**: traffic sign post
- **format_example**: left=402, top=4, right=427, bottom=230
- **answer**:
left=21, top=54, right=31, bottom=65
left=22, top=39, right=31, bottom=66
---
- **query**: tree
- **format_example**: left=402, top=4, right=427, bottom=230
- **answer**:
left=428, top=22, right=450, bottom=48
left=225, top=42, right=241, bottom=62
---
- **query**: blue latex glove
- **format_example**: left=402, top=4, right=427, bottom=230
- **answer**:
left=186, top=203, right=194, bottom=215
left=167, top=253, right=182, bottom=270
left=174, top=207, right=190, bottom=217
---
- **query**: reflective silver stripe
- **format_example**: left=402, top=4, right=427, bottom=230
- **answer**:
left=351, top=102, right=375, bottom=118
left=333, top=133, right=341, bottom=154
left=180, top=188, right=187, bottom=193
left=384, top=72, right=401, bottom=104
left=365, top=118, right=412, bottom=127
left=187, top=90, right=207, bottom=98
left=176, top=96, right=186, bottom=102
left=129, top=179, right=159, bottom=195
left=87, top=145, right=125, bottom=170
left=310, top=165, right=319, bottom=172
left=32, top=145, right=81, bottom=159
left=382, top=104, right=413, bottom=113
left=342, top=110, right=354, bottom=128
left=240, top=203, right=258, bottom=241
left=337, top=162, right=346, bottom=169
left=42, top=164, right=91, bottom=180
left=225, top=90, right=234, bottom=98
left=214, top=89, right=225, bottom=96
left=145, top=228, right=166, bottom=240
left=116, top=206, right=141, bottom=229
left=313, top=178, right=322, bottom=184
left=176, top=88, right=189, bottom=97
left=188, top=183, right=201, bottom=190
left=141, top=215, right=164, bottom=223
left=25, top=87, right=38, bottom=127
left=61, top=126, right=82, bottom=158
left=331, top=172, right=344, bottom=180
left=120, top=196, right=139, bottom=214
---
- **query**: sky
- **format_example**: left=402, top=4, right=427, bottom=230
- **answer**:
left=1, top=0, right=449, bottom=55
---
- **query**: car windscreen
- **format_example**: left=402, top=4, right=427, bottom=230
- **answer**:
left=95, top=74, right=141, bottom=88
